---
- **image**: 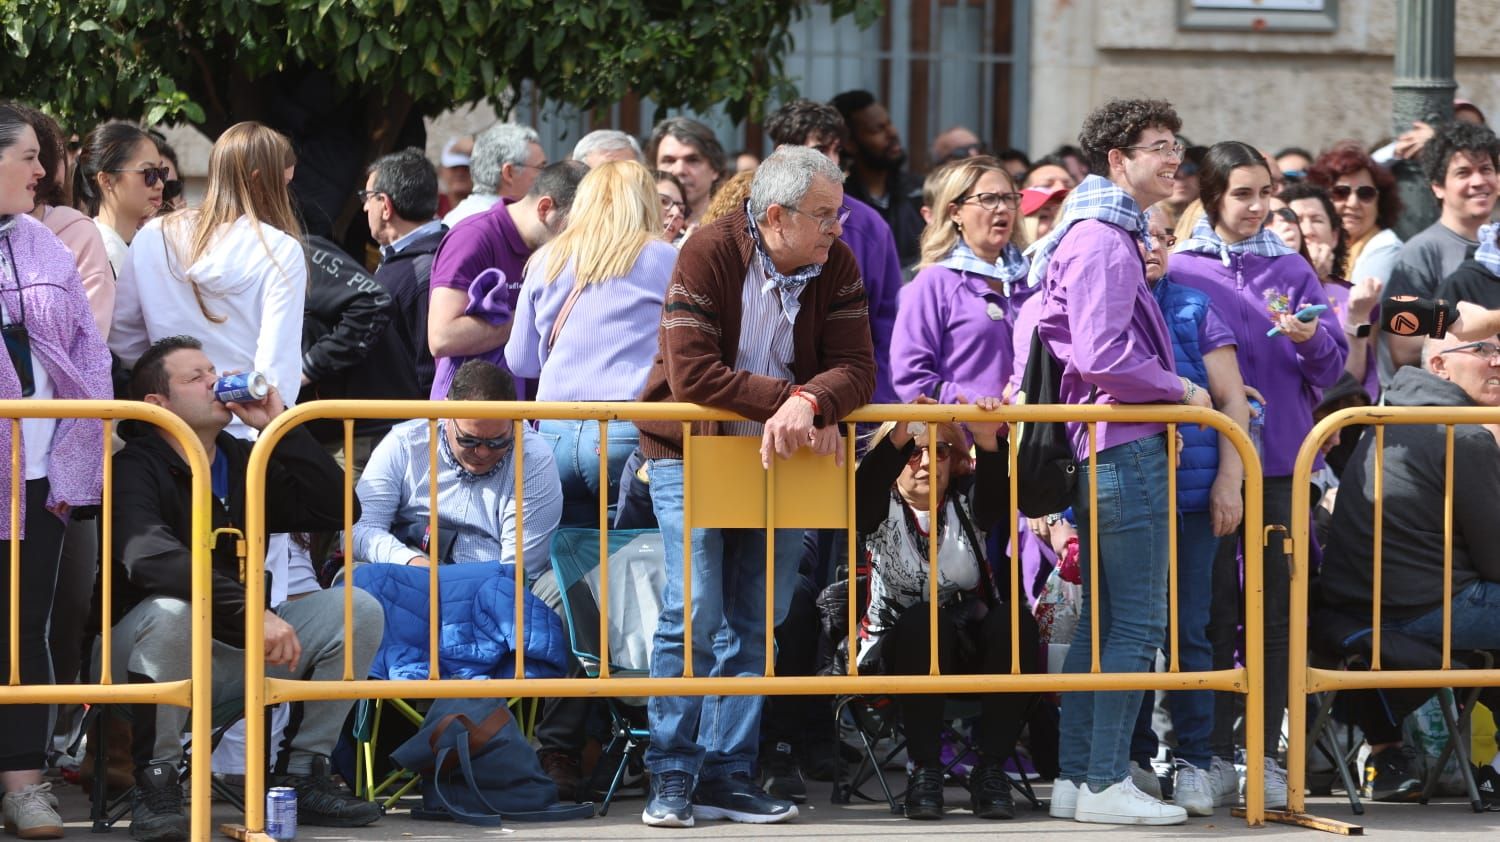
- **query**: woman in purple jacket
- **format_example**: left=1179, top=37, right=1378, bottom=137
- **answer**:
left=0, top=103, right=113, bottom=837
left=1171, top=141, right=1348, bottom=810
left=891, top=156, right=1031, bottom=403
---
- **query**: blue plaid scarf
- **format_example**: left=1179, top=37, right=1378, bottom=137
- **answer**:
left=1175, top=215, right=1296, bottom=266
left=1024, top=175, right=1149, bottom=287
left=1475, top=223, right=1500, bottom=277
left=746, top=203, right=821, bottom=321
left=938, top=241, right=1031, bottom=297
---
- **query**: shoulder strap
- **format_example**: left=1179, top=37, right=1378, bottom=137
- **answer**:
left=547, top=282, right=587, bottom=352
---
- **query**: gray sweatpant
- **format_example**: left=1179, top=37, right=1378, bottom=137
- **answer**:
left=106, top=587, right=383, bottom=775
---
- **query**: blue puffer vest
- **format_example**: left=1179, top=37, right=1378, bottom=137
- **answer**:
left=1152, top=276, right=1219, bottom=512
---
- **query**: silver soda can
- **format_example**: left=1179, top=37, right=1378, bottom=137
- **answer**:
left=215, top=371, right=270, bottom=403
left=266, top=786, right=297, bottom=840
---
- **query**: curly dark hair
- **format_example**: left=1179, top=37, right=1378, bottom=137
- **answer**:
left=1279, top=181, right=1349, bottom=281
left=765, top=99, right=846, bottom=148
left=1076, top=99, right=1181, bottom=175
left=1420, top=120, right=1500, bottom=185
left=1305, top=140, right=1402, bottom=231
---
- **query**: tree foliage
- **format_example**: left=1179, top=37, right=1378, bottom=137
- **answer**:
left=1, top=0, right=883, bottom=133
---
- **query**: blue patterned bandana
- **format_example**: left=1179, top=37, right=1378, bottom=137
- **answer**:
left=746, top=202, right=822, bottom=321
left=1024, top=174, right=1149, bottom=287
left=1175, top=214, right=1296, bottom=266
left=1475, top=223, right=1500, bottom=277
left=938, top=241, right=1031, bottom=297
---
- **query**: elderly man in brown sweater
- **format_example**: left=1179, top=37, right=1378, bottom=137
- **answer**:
left=633, top=145, right=876, bottom=828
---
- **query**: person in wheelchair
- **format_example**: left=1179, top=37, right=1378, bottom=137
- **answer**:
left=1321, top=329, right=1500, bottom=804
left=852, top=399, right=1039, bottom=820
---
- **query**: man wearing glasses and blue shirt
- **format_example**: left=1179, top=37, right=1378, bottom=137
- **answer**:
left=353, top=359, right=562, bottom=575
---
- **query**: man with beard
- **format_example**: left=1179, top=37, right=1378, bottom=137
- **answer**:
left=832, top=90, right=925, bottom=269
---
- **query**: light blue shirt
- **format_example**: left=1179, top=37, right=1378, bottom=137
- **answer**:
left=381, top=219, right=445, bottom=261
left=354, top=419, right=563, bottom=578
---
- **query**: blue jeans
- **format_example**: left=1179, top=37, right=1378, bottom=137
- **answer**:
left=537, top=419, right=638, bottom=528
left=1058, top=434, right=1171, bottom=789
left=1130, top=510, right=1219, bottom=769
left=1390, top=579, right=1500, bottom=650
left=644, top=458, right=805, bottom=781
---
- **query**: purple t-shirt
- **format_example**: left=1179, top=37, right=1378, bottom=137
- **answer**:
left=839, top=198, right=903, bottom=404
left=428, top=198, right=533, bottom=399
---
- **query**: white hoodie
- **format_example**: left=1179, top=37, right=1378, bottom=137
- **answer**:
left=111, top=213, right=307, bottom=409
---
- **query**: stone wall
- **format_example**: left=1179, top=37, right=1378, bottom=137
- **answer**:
left=1029, top=0, right=1500, bottom=156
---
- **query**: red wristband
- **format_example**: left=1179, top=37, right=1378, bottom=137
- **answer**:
left=791, top=387, right=819, bottom=415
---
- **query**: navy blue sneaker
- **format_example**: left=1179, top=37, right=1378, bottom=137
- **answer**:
left=693, top=772, right=798, bottom=823
left=642, top=770, right=695, bottom=828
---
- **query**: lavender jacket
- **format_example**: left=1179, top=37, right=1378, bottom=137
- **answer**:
left=840, top=198, right=902, bottom=404
left=891, top=263, right=1027, bottom=403
left=0, top=214, right=113, bottom=536
left=1037, top=220, right=1181, bottom=459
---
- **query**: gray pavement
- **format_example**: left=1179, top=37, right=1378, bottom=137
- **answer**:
left=51, top=775, right=1500, bottom=839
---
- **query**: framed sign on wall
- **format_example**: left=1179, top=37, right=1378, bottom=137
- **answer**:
left=1178, top=0, right=1338, bottom=32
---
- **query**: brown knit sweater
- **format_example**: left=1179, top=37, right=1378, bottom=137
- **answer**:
left=636, top=207, right=876, bottom=459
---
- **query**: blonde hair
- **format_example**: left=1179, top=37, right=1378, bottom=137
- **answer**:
left=917, top=155, right=1022, bottom=268
left=699, top=170, right=754, bottom=227
left=1173, top=198, right=1204, bottom=245
left=167, top=122, right=302, bottom=322
left=540, top=160, right=661, bottom=286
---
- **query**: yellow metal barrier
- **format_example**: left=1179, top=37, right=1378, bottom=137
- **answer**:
left=234, top=400, right=1266, bottom=834
left=1285, top=405, right=1500, bottom=830
left=0, top=401, right=213, bottom=839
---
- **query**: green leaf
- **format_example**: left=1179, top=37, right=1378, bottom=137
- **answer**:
left=392, top=0, right=407, bottom=15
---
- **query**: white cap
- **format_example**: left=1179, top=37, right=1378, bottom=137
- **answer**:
left=440, top=136, right=472, bottom=168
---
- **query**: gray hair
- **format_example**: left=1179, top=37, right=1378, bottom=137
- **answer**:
left=748, top=145, right=844, bottom=222
left=470, top=122, right=541, bottom=194
left=571, top=129, right=642, bottom=164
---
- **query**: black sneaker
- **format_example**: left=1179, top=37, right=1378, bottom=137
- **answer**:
left=269, top=756, right=382, bottom=827
left=130, top=763, right=189, bottom=842
left=1476, top=763, right=1500, bottom=811
left=760, top=742, right=807, bottom=804
left=903, top=767, right=945, bottom=820
left=968, top=760, right=1016, bottom=820
left=693, top=771, right=798, bottom=823
left=642, top=769, right=695, bottom=827
left=1364, top=745, right=1423, bottom=803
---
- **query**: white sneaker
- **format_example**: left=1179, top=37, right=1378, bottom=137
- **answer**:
left=2, top=782, right=62, bottom=840
left=1074, top=777, right=1188, bottom=826
left=1129, top=760, right=1162, bottom=800
left=1209, top=756, right=1240, bottom=806
left=1173, top=761, right=1214, bottom=817
left=1262, top=757, right=1288, bottom=809
left=1049, top=778, right=1079, bottom=819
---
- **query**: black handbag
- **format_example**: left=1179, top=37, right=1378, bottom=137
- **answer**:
left=1015, top=328, right=1088, bottom=517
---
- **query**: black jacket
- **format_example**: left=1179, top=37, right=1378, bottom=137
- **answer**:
left=1321, top=366, right=1500, bottom=620
left=299, top=235, right=418, bottom=441
left=110, top=424, right=354, bottom=647
left=372, top=227, right=444, bottom=398
left=843, top=170, right=924, bottom=271
left=1436, top=259, right=1500, bottom=310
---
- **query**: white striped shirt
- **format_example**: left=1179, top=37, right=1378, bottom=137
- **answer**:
left=724, top=259, right=799, bottom=436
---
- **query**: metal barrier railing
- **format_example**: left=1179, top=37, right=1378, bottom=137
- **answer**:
left=234, top=400, right=1266, bottom=833
left=1285, top=405, right=1500, bottom=828
left=0, top=401, right=213, bottom=838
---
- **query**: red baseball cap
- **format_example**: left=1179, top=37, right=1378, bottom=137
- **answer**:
left=1020, top=186, right=1069, bottom=217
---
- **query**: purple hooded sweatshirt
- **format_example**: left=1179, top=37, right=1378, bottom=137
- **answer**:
left=0, top=214, right=113, bottom=537
left=840, top=198, right=903, bottom=404
left=1036, top=220, right=1182, bottom=460
left=1171, top=250, right=1348, bottom=477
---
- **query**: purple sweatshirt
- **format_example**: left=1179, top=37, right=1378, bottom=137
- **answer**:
left=1036, top=220, right=1182, bottom=459
left=840, top=198, right=902, bottom=403
left=1171, top=250, right=1348, bottom=477
left=891, top=264, right=1023, bottom=402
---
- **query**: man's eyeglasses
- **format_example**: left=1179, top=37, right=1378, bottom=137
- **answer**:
left=942, top=142, right=987, bottom=162
left=658, top=193, right=687, bottom=215
left=959, top=191, right=1023, bottom=212
left=453, top=430, right=514, bottom=451
left=355, top=189, right=386, bottom=203
left=907, top=441, right=955, bottom=466
left=1330, top=184, right=1378, bottom=203
left=1121, top=140, right=1186, bottom=160
left=1153, top=232, right=1178, bottom=250
left=108, top=166, right=171, bottom=187
left=1440, top=341, right=1500, bottom=361
left=786, top=205, right=851, bottom=233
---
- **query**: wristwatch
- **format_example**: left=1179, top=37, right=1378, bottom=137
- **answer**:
left=1345, top=321, right=1372, bottom=338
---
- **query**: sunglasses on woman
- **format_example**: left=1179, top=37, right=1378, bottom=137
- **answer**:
left=1330, top=184, right=1378, bottom=203
left=906, top=441, right=955, bottom=466
left=107, top=166, right=172, bottom=188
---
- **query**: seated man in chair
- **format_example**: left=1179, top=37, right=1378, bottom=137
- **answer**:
left=110, top=336, right=384, bottom=841
left=1322, top=330, right=1500, bottom=804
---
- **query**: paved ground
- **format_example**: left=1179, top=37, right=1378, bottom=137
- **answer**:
left=54, top=775, right=1500, bottom=839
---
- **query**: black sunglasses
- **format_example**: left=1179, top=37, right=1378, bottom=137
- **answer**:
left=1267, top=207, right=1300, bottom=225
left=454, top=431, right=513, bottom=451
left=108, top=166, right=171, bottom=188
left=1330, top=184, right=1378, bottom=203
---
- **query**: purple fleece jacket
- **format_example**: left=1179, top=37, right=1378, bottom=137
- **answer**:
left=839, top=198, right=902, bottom=404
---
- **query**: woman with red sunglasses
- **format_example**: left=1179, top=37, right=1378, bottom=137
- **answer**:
left=72, top=121, right=164, bottom=275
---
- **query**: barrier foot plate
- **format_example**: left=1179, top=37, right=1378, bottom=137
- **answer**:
left=1232, top=808, right=1364, bottom=835
left=219, top=824, right=277, bottom=841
